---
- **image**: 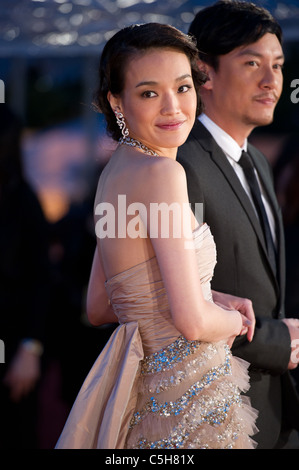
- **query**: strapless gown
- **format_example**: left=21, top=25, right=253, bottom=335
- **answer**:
left=55, top=224, right=258, bottom=449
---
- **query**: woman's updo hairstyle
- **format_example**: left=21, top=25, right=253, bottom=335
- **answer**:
left=94, top=23, right=206, bottom=142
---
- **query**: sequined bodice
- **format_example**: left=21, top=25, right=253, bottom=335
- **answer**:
left=105, top=224, right=216, bottom=356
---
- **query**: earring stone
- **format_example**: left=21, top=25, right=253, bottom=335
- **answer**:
left=114, top=110, right=129, bottom=139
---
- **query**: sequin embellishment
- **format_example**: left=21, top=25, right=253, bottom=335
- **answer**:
left=141, top=337, right=219, bottom=394
left=134, top=386, right=242, bottom=449
left=130, top=344, right=233, bottom=430
left=141, top=336, right=216, bottom=375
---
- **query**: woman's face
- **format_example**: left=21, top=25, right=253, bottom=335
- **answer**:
left=110, top=48, right=197, bottom=158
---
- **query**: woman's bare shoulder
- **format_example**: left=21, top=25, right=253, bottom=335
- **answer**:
left=121, top=157, right=187, bottom=209
left=139, top=156, right=187, bottom=191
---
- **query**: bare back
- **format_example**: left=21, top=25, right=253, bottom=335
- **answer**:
left=94, top=145, right=198, bottom=281
left=95, top=146, right=160, bottom=280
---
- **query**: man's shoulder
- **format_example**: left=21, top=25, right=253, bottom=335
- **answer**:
left=247, top=141, right=266, bottom=157
left=247, top=141, right=272, bottom=172
left=178, top=120, right=212, bottom=162
left=178, top=120, right=227, bottom=171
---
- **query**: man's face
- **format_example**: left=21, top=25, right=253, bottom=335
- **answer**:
left=203, top=33, right=284, bottom=144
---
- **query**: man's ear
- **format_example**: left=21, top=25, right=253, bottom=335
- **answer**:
left=197, top=59, right=213, bottom=91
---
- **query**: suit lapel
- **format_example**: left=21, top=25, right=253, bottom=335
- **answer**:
left=248, top=145, right=280, bottom=220
left=190, top=121, right=278, bottom=284
left=248, top=145, right=284, bottom=291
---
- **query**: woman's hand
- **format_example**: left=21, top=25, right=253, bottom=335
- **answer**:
left=282, top=318, right=299, bottom=369
left=212, top=290, right=256, bottom=342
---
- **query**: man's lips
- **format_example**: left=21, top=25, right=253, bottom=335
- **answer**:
left=253, top=94, right=278, bottom=105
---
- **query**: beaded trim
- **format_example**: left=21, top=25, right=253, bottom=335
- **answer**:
left=141, top=336, right=204, bottom=375
left=132, top=383, right=242, bottom=449
left=146, top=345, right=222, bottom=395
left=119, top=136, right=159, bottom=156
left=141, top=337, right=220, bottom=395
left=130, top=345, right=232, bottom=429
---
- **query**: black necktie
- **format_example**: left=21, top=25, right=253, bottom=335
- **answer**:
left=238, top=151, right=276, bottom=274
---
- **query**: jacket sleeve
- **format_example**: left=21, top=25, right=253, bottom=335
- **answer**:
left=232, top=316, right=291, bottom=375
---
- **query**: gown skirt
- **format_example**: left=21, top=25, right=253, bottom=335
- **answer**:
left=55, top=224, right=258, bottom=449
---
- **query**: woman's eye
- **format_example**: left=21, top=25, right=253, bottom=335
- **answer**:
left=178, top=84, right=192, bottom=93
left=141, top=90, right=157, bottom=98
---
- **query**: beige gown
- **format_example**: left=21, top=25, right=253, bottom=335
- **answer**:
left=55, top=223, right=258, bottom=449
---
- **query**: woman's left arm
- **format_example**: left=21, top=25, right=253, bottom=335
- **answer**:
left=86, top=248, right=119, bottom=326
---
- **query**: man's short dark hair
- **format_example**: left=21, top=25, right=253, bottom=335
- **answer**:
left=189, top=0, right=282, bottom=70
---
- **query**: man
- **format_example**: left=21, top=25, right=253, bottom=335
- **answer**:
left=177, top=0, right=299, bottom=448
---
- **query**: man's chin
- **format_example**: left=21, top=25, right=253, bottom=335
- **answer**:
left=247, top=114, right=275, bottom=128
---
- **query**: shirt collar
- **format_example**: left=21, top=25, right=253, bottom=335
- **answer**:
left=199, top=113, right=247, bottom=162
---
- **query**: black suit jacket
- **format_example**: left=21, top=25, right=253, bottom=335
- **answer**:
left=177, top=120, right=299, bottom=448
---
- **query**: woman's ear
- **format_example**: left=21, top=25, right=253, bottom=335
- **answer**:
left=107, top=91, right=122, bottom=113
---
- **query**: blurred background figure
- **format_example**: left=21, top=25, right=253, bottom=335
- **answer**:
left=0, top=104, right=50, bottom=449
left=0, top=104, right=116, bottom=449
left=274, top=134, right=299, bottom=392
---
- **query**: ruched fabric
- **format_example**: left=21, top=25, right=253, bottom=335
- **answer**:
left=56, top=224, right=258, bottom=449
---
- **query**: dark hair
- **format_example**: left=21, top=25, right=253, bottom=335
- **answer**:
left=0, top=104, right=23, bottom=186
left=94, top=23, right=206, bottom=141
left=189, top=0, right=282, bottom=70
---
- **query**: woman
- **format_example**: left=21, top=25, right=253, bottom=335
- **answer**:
left=56, top=23, right=257, bottom=449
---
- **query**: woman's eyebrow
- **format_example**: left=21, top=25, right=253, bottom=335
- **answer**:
left=135, top=74, right=192, bottom=88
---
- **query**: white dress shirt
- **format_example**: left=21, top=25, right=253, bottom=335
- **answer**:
left=199, top=114, right=277, bottom=245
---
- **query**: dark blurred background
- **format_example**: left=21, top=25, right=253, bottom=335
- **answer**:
left=1, top=0, right=299, bottom=218
left=0, top=0, right=298, bottom=449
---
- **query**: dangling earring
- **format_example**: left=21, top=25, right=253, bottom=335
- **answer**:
left=114, top=108, right=159, bottom=157
left=114, top=109, right=129, bottom=139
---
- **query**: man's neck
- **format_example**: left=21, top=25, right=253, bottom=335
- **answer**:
left=201, top=111, right=252, bottom=147
left=199, top=114, right=248, bottom=157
